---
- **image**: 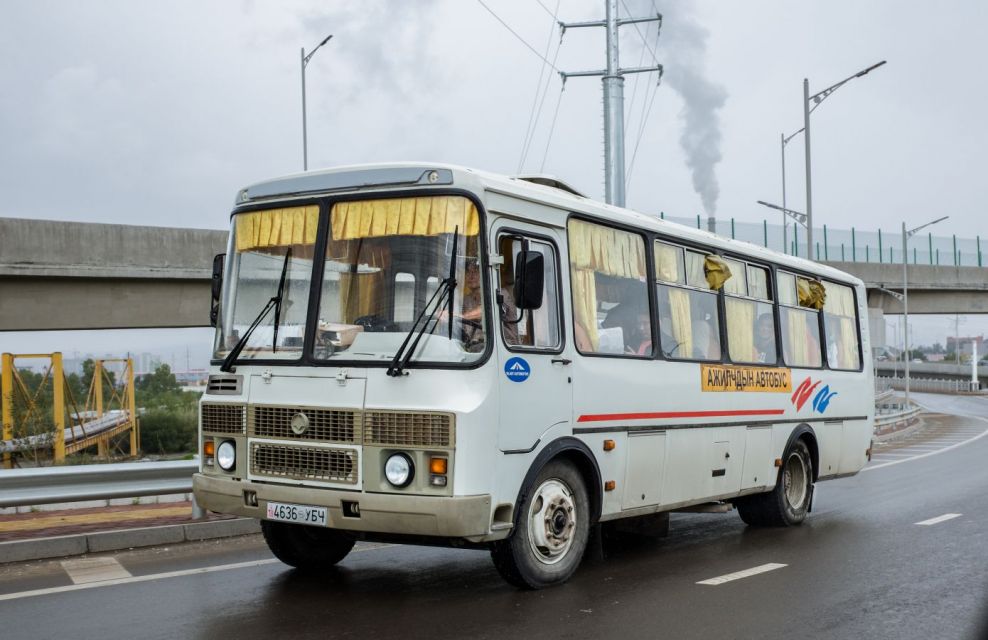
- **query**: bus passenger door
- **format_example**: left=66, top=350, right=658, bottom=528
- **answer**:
left=491, top=223, right=572, bottom=452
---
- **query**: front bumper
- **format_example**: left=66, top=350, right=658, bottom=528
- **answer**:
left=193, top=473, right=494, bottom=539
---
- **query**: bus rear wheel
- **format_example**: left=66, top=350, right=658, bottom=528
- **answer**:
left=736, top=439, right=813, bottom=527
left=261, top=520, right=355, bottom=571
left=490, top=460, right=590, bottom=589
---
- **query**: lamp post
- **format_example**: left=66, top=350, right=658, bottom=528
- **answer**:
left=780, top=128, right=804, bottom=254
left=902, top=215, right=949, bottom=407
left=802, top=60, right=886, bottom=260
left=301, top=34, right=333, bottom=171
left=756, top=200, right=807, bottom=241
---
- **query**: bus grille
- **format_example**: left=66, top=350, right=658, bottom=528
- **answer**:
left=249, top=406, right=359, bottom=443
left=364, top=411, right=454, bottom=447
left=200, top=404, right=246, bottom=434
left=250, top=442, right=357, bottom=484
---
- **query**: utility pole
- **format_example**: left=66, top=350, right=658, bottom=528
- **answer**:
left=558, top=1, right=662, bottom=207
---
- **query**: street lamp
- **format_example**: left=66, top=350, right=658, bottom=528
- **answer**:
left=902, top=215, right=949, bottom=408
left=756, top=200, right=808, bottom=246
left=301, top=34, right=333, bottom=171
left=780, top=128, right=804, bottom=254
left=802, top=60, right=887, bottom=260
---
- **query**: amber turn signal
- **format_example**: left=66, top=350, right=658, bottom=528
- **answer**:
left=429, top=457, right=448, bottom=475
left=774, top=457, right=782, bottom=467
left=603, top=439, right=616, bottom=451
left=604, top=480, right=616, bottom=491
left=204, top=441, right=215, bottom=457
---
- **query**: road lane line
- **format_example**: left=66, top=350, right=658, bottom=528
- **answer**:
left=864, top=421, right=988, bottom=472
left=0, top=543, right=394, bottom=602
left=915, top=513, right=962, bottom=526
left=61, top=557, right=132, bottom=584
left=697, top=563, right=787, bottom=585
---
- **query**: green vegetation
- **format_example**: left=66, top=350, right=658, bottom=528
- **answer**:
left=136, top=364, right=199, bottom=455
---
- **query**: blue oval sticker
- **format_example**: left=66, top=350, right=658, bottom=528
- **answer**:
left=504, top=357, right=531, bottom=383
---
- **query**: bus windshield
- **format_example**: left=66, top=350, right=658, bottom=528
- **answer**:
left=313, top=196, right=485, bottom=364
left=213, top=195, right=487, bottom=366
left=213, top=205, right=320, bottom=362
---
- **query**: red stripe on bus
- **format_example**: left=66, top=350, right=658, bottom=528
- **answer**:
left=576, top=409, right=786, bottom=423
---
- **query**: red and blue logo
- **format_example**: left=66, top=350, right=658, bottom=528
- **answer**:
left=791, top=377, right=837, bottom=414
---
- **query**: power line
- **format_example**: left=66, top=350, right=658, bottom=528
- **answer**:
left=540, top=82, right=566, bottom=172
left=626, top=22, right=663, bottom=188
left=532, top=0, right=556, bottom=20
left=518, top=0, right=562, bottom=172
left=476, top=0, right=560, bottom=72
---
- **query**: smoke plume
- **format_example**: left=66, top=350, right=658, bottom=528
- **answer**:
left=629, top=2, right=727, bottom=215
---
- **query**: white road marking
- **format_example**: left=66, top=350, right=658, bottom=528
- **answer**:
left=864, top=416, right=988, bottom=472
left=0, top=543, right=394, bottom=602
left=697, top=563, right=787, bottom=585
left=60, top=557, right=132, bottom=584
left=915, top=513, right=962, bottom=526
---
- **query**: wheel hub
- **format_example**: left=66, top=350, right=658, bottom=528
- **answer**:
left=528, top=479, right=577, bottom=565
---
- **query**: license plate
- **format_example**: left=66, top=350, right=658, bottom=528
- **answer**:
left=266, top=501, right=328, bottom=526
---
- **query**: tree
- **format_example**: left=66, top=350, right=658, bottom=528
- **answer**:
left=135, top=364, right=197, bottom=455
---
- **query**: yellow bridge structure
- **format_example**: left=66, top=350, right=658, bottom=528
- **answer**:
left=1, top=353, right=140, bottom=468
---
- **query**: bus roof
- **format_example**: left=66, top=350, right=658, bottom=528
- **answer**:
left=237, top=162, right=863, bottom=287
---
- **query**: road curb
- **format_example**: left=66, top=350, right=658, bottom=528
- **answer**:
left=0, top=518, right=260, bottom=564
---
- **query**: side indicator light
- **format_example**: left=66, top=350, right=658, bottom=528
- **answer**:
left=604, top=480, right=616, bottom=491
left=774, top=458, right=783, bottom=468
left=603, top=439, right=616, bottom=451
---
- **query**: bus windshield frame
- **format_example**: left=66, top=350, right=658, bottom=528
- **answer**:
left=211, top=191, right=491, bottom=370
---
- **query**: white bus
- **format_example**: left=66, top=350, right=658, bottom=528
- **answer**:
left=193, top=163, right=873, bottom=589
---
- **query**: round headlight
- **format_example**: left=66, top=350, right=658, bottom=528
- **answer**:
left=384, top=453, right=414, bottom=488
left=216, top=440, right=236, bottom=471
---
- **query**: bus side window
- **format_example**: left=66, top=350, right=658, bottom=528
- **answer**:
left=724, top=261, right=776, bottom=364
left=778, top=271, right=823, bottom=368
left=568, top=219, right=651, bottom=356
left=823, top=281, right=861, bottom=370
left=654, top=241, right=721, bottom=361
left=498, top=234, right=561, bottom=350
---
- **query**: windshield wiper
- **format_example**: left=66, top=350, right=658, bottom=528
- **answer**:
left=387, top=227, right=458, bottom=377
left=271, top=248, right=292, bottom=353
left=220, top=250, right=292, bottom=373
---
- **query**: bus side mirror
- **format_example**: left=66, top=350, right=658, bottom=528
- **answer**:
left=210, top=253, right=225, bottom=327
left=513, top=250, right=544, bottom=310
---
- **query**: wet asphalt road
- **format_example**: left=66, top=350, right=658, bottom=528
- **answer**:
left=1, top=393, right=986, bottom=640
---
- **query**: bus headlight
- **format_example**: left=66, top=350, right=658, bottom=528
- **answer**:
left=216, top=440, right=236, bottom=471
left=385, top=453, right=414, bottom=488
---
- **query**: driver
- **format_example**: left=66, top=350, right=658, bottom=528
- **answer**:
left=439, top=259, right=486, bottom=351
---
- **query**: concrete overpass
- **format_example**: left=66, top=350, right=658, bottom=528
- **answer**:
left=2, top=217, right=987, bottom=331
left=822, top=261, right=988, bottom=314
left=0, top=218, right=225, bottom=331
left=875, top=360, right=988, bottom=386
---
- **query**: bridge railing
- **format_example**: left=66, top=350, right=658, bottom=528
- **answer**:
left=661, top=214, right=983, bottom=267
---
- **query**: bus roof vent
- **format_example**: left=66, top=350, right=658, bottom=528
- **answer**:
left=515, top=175, right=587, bottom=198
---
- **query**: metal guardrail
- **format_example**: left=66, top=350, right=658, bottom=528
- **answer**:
left=875, top=375, right=983, bottom=394
left=0, top=460, right=198, bottom=508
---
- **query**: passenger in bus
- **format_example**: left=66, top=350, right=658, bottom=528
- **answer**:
left=755, top=314, right=776, bottom=363
left=441, top=259, right=486, bottom=351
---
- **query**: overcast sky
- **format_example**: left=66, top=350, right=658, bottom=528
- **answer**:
left=2, top=0, right=986, bottom=356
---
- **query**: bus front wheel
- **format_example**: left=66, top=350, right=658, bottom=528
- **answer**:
left=490, top=460, right=590, bottom=589
left=261, top=520, right=355, bottom=571
left=736, top=438, right=813, bottom=527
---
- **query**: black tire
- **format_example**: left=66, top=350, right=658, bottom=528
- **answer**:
left=490, top=460, right=591, bottom=589
left=261, top=520, right=355, bottom=571
left=736, top=439, right=813, bottom=527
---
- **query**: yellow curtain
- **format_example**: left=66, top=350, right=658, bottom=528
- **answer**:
left=726, top=298, right=756, bottom=362
left=654, top=242, right=681, bottom=283
left=571, top=270, right=599, bottom=350
left=704, top=255, right=733, bottom=290
left=786, top=308, right=809, bottom=366
left=838, top=317, right=859, bottom=368
left=235, top=205, right=319, bottom=252
left=824, top=282, right=856, bottom=316
left=330, top=196, right=479, bottom=240
left=567, top=219, right=646, bottom=279
left=668, top=288, right=693, bottom=357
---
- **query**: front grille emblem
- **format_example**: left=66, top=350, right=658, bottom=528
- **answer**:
left=290, top=412, right=310, bottom=435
